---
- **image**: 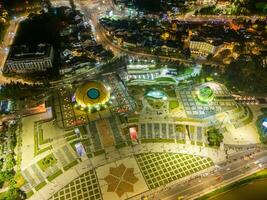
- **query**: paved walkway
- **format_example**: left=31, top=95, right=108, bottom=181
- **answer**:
left=28, top=142, right=225, bottom=200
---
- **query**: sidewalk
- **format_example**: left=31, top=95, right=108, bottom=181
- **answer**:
left=28, top=142, right=225, bottom=200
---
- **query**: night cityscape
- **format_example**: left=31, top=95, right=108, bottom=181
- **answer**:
left=0, top=0, right=266, bottom=200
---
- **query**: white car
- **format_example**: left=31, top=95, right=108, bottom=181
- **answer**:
left=254, top=160, right=260, bottom=165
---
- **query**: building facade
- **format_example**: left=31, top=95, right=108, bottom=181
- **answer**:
left=4, top=44, right=54, bottom=73
left=189, top=41, right=217, bottom=58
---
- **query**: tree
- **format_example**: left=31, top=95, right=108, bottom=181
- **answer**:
left=207, top=128, right=223, bottom=147
left=224, top=55, right=267, bottom=93
left=0, top=170, right=13, bottom=189
left=5, top=184, right=26, bottom=200
left=0, top=158, right=3, bottom=170
left=0, top=171, right=5, bottom=188
left=232, top=44, right=243, bottom=54
left=5, top=154, right=15, bottom=170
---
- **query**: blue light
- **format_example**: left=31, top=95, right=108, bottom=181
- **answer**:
left=146, top=90, right=167, bottom=100
left=87, top=88, right=100, bottom=99
left=262, top=118, right=267, bottom=135
left=263, top=118, right=267, bottom=128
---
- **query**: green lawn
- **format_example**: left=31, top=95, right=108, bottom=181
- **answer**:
left=64, top=131, right=75, bottom=137
left=0, top=192, right=6, bottom=199
left=115, top=143, right=126, bottom=149
left=169, top=100, right=179, bottom=109
left=128, top=117, right=139, bottom=123
left=26, top=190, right=34, bottom=198
left=66, top=135, right=78, bottom=141
left=183, top=68, right=193, bottom=75
left=38, top=128, right=51, bottom=144
left=197, top=169, right=267, bottom=200
left=93, top=149, right=105, bottom=156
left=36, top=146, right=52, bottom=156
left=176, top=139, right=186, bottom=144
left=63, top=160, right=78, bottom=171
left=34, top=122, right=52, bottom=156
left=37, top=154, right=57, bottom=171
left=189, top=126, right=195, bottom=134
left=78, top=126, right=87, bottom=137
left=35, top=181, right=47, bottom=191
left=155, top=77, right=176, bottom=83
left=47, top=170, right=63, bottom=182
left=164, top=90, right=177, bottom=98
left=147, top=99, right=164, bottom=109
left=141, top=138, right=175, bottom=143
left=175, top=125, right=186, bottom=133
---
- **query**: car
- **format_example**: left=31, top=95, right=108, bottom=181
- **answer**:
left=254, top=160, right=260, bottom=164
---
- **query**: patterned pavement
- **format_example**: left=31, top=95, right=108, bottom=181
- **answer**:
left=135, top=152, right=213, bottom=189
left=50, top=170, right=102, bottom=200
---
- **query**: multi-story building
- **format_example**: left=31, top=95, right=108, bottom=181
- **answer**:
left=4, top=44, right=54, bottom=73
left=196, top=0, right=216, bottom=6
left=127, top=64, right=161, bottom=80
left=189, top=41, right=217, bottom=58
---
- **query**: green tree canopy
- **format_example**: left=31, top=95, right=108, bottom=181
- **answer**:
left=207, top=128, right=224, bottom=146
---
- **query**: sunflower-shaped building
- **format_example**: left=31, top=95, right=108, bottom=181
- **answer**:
left=74, top=81, right=110, bottom=109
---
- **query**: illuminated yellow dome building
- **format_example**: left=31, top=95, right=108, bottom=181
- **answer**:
left=74, top=81, right=110, bottom=109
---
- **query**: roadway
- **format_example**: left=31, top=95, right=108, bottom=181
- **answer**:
left=0, top=16, right=34, bottom=84
left=169, top=14, right=266, bottom=23
left=76, top=0, right=231, bottom=68
left=130, top=148, right=267, bottom=200
left=77, top=0, right=199, bottom=65
left=0, top=20, right=18, bottom=69
left=46, top=0, right=267, bottom=74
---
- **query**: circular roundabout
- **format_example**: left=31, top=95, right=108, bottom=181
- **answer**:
left=74, top=81, right=110, bottom=109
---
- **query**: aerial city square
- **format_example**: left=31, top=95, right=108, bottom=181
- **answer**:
left=0, top=0, right=266, bottom=200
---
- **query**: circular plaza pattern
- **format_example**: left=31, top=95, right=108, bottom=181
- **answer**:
left=87, top=88, right=100, bottom=99
left=196, top=86, right=214, bottom=103
left=75, top=81, right=110, bottom=108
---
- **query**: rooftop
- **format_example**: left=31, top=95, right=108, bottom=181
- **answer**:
left=7, top=43, right=53, bottom=61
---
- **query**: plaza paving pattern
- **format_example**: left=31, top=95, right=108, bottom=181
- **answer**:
left=104, top=163, right=139, bottom=197
left=46, top=153, right=213, bottom=200
left=50, top=170, right=102, bottom=200
left=96, top=156, right=148, bottom=200
left=135, top=152, right=214, bottom=189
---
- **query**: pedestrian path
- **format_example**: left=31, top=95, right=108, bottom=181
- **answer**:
left=28, top=142, right=225, bottom=200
